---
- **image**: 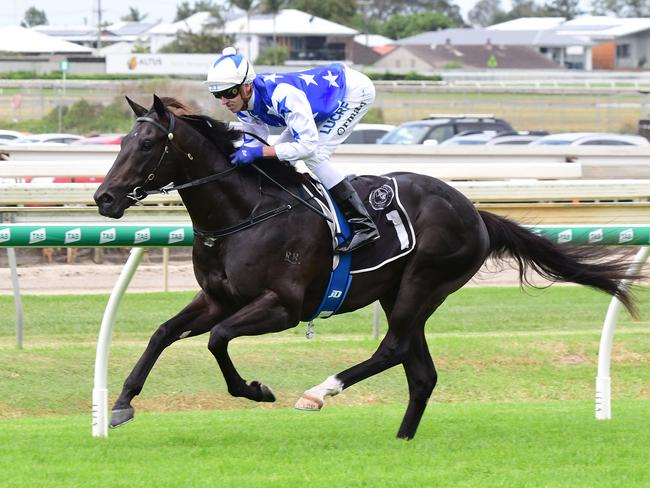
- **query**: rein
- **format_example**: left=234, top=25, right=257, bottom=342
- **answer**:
left=129, top=111, right=332, bottom=242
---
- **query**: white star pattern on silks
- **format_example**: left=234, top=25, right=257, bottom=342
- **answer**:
left=263, top=73, right=283, bottom=83
left=322, top=70, right=339, bottom=87
left=266, top=104, right=281, bottom=118
left=298, top=73, right=318, bottom=86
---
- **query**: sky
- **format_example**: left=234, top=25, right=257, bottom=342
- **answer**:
left=1, top=0, right=514, bottom=27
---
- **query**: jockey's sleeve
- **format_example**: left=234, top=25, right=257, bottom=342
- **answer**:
left=270, top=84, right=318, bottom=161
left=236, top=112, right=269, bottom=146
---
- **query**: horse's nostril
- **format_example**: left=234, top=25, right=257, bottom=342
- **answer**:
left=95, top=192, right=115, bottom=207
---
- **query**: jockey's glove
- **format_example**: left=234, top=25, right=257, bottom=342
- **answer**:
left=230, top=144, right=263, bottom=166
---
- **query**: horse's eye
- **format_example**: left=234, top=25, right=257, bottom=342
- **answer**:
left=141, top=139, right=153, bottom=151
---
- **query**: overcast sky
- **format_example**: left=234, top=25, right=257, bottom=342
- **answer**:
left=1, top=0, right=521, bottom=27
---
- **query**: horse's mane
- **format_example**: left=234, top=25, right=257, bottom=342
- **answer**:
left=161, top=97, right=310, bottom=186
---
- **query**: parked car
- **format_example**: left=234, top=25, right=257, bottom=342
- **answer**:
left=530, top=132, right=650, bottom=146
left=0, top=129, right=25, bottom=142
left=487, top=131, right=548, bottom=145
left=12, top=133, right=83, bottom=145
left=342, top=123, right=396, bottom=144
left=439, top=131, right=500, bottom=146
left=72, top=134, right=124, bottom=145
left=379, top=115, right=513, bottom=145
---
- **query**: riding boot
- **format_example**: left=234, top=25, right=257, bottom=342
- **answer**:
left=330, top=179, right=380, bottom=253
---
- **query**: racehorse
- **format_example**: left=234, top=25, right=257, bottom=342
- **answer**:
left=94, top=95, right=639, bottom=440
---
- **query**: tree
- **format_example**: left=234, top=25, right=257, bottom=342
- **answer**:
left=379, top=12, right=458, bottom=40
left=121, top=7, right=148, bottom=22
left=490, top=0, right=551, bottom=24
left=21, top=6, right=48, bottom=27
left=359, top=0, right=463, bottom=25
left=287, top=0, right=358, bottom=26
left=174, top=0, right=222, bottom=21
left=230, top=0, right=258, bottom=59
left=261, top=0, right=285, bottom=64
left=591, top=0, right=650, bottom=17
left=159, top=30, right=232, bottom=53
left=468, top=0, right=504, bottom=27
left=542, top=0, right=582, bottom=19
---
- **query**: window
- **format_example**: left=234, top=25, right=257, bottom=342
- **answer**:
left=616, top=44, right=630, bottom=59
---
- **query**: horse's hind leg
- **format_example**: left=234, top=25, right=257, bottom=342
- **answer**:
left=398, top=328, right=437, bottom=440
left=110, top=292, right=224, bottom=428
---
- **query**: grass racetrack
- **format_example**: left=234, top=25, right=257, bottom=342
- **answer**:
left=1, top=286, right=649, bottom=486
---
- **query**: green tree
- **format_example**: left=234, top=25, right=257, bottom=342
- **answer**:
left=591, top=0, right=649, bottom=17
left=159, top=30, right=231, bottom=53
left=174, top=0, right=222, bottom=21
left=380, top=12, right=458, bottom=40
left=261, top=0, right=285, bottom=64
left=230, top=0, right=258, bottom=59
left=468, top=0, right=504, bottom=27
left=287, top=0, right=358, bottom=26
left=121, top=7, right=148, bottom=22
left=490, top=0, right=551, bottom=24
left=21, top=6, right=48, bottom=27
left=359, top=0, right=463, bottom=25
left=542, top=0, right=582, bottom=18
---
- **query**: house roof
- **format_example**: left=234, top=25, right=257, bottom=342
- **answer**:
left=397, top=28, right=591, bottom=47
left=33, top=24, right=121, bottom=43
left=224, top=9, right=357, bottom=36
left=487, top=17, right=566, bottom=31
left=555, top=16, right=650, bottom=40
left=0, top=26, right=93, bottom=54
left=148, top=12, right=216, bottom=35
left=354, top=34, right=394, bottom=47
left=390, top=44, right=562, bottom=70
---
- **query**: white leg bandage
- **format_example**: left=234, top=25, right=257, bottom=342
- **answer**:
left=304, top=375, right=343, bottom=403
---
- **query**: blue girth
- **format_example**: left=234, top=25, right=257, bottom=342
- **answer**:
left=308, top=201, right=353, bottom=320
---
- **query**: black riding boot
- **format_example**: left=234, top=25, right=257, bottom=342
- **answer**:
left=330, top=179, right=379, bottom=253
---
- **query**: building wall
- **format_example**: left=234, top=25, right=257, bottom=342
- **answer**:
left=372, top=48, right=430, bottom=71
left=592, top=42, right=615, bottom=70
left=617, top=30, right=650, bottom=69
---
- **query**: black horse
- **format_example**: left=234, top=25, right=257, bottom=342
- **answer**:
left=94, top=95, right=638, bottom=440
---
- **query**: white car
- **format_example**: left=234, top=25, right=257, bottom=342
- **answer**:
left=530, top=132, right=649, bottom=146
left=11, top=133, right=83, bottom=145
left=0, top=129, right=26, bottom=142
left=342, top=123, right=396, bottom=144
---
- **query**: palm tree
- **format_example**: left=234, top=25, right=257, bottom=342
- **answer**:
left=121, top=7, right=148, bottom=22
left=230, top=0, right=257, bottom=59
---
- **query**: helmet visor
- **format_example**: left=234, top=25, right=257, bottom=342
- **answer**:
left=212, top=85, right=241, bottom=100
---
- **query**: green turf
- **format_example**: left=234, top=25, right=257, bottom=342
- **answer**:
left=1, top=402, right=649, bottom=487
left=1, top=287, right=648, bottom=486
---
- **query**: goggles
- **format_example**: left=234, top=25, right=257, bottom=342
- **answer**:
left=210, top=59, right=250, bottom=100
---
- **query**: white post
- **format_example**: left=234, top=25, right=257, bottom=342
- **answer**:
left=372, top=301, right=380, bottom=340
left=7, top=248, right=23, bottom=349
left=595, top=246, right=650, bottom=420
left=92, top=247, right=145, bottom=438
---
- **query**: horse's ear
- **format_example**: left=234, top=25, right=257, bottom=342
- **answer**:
left=125, top=96, right=147, bottom=116
left=152, top=94, right=166, bottom=118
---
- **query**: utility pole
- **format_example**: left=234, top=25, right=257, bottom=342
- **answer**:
left=96, top=0, right=103, bottom=53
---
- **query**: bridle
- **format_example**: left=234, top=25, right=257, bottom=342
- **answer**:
left=127, top=112, right=238, bottom=203
left=126, top=109, right=333, bottom=241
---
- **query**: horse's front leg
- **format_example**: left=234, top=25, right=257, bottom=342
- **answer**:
left=110, top=291, right=224, bottom=428
left=207, top=290, right=298, bottom=402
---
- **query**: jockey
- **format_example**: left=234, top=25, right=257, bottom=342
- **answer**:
left=205, top=46, right=379, bottom=253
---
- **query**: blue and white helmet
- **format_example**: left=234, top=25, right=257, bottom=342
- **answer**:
left=205, top=47, right=256, bottom=93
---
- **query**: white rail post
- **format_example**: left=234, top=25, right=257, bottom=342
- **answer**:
left=595, top=246, right=650, bottom=420
left=92, top=247, right=145, bottom=438
left=7, top=248, right=24, bottom=349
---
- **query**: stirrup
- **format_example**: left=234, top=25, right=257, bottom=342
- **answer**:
left=335, top=230, right=379, bottom=254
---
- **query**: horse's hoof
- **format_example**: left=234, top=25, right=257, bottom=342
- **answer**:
left=294, top=394, right=323, bottom=411
left=109, top=407, right=135, bottom=428
left=250, top=381, right=276, bottom=402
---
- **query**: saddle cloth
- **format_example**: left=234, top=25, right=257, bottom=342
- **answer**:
left=304, top=174, right=417, bottom=273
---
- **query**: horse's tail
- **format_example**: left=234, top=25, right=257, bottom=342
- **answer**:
left=478, top=210, right=640, bottom=318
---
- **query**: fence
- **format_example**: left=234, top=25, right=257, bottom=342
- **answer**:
left=1, top=145, right=649, bottom=437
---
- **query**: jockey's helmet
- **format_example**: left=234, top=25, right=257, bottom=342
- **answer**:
left=205, top=47, right=256, bottom=94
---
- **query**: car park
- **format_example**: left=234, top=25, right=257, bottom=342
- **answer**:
left=341, top=123, right=396, bottom=144
left=379, top=114, right=513, bottom=145
left=0, top=129, right=25, bottom=142
left=12, top=133, right=84, bottom=145
left=530, top=132, right=649, bottom=146
left=72, top=134, right=124, bottom=145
